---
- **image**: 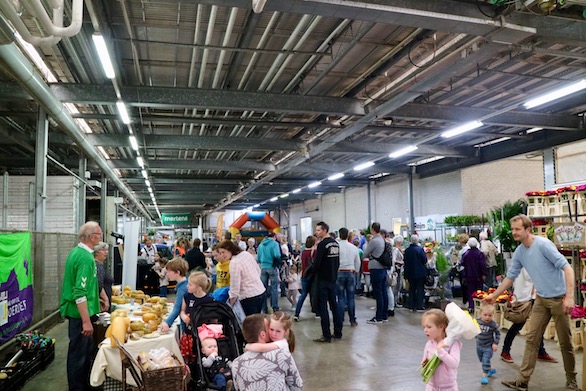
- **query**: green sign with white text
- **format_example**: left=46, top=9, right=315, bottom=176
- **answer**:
left=161, top=213, right=190, bottom=225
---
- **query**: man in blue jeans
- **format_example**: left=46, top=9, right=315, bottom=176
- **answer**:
left=257, top=233, right=282, bottom=313
left=336, top=227, right=361, bottom=327
left=363, top=222, right=388, bottom=324
left=313, top=221, right=342, bottom=342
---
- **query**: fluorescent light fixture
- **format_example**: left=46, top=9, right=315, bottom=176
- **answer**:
left=526, top=127, right=543, bottom=134
left=280, top=193, right=289, bottom=198
left=97, top=146, right=110, bottom=160
left=141, top=169, right=148, bottom=179
left=353, top=161, right=375, bottom=171
left=292, top=188, right=302, bottom=194
left=137, top=156, right=144, bottom=168
left=253, top=204, right=260, bottom=208
left=441, top=121, right=483, bottom=138
left=145, top=179, right=151, bottom=187
left=117, top=101, right=131, bottom=124
left=92, top=34, right=116, bottom=79
left=389, top=145, right=418, bottom=158
left=308, top=181, right=322, bottom=188
left=328, top=173, right=344, bottom=181
left=523, top=79, right=586, bottom=109
left=129, top=136, right=139, bottom=151
left=408, top=156, right=445, bottom=167
left=474, top=137, right=511, bottom=148
left=270, top=196, right=278, bottom=202
left=148, top=187, right=153, bottom=194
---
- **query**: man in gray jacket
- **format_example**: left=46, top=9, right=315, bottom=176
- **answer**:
left=363, top=222, right=388, bottom=324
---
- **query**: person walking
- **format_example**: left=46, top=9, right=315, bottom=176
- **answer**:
left=313, top=221, right=342, bottom=342
left=257, top=233, right=282, bottom=313
left=336, top=227, right=361, bottom=327
left=363, top=222, right=388, bottom=324
left=404, top=234, right=427, bottom=312
left=479, top=231, right=499, bottom=288
left=460, top=237, right=487, bottom=311
left=60, top=221, right=102, bottom=391
left=485, top=214, right=580, bottom=391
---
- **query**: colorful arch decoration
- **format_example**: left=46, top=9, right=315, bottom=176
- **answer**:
left=229, top=212, right=280, bottom=236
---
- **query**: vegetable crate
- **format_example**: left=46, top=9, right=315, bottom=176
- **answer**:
left=116, top=339, right=187, bottom=391
left=0, top=342, right=55, bottom=391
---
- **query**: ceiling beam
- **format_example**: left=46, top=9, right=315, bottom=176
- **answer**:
left=111, top=159, right=275, bottom=172
left=391, top=103, right=582, bottom=131
left=85, top=134, right=304, bottom=151
left=415, top=129, right=586, bottom=178
left=327, top=142, right=474, bottom=157
left=48, top=84, right=366, bottom=116
left=150, top=0, right=536, bottom=43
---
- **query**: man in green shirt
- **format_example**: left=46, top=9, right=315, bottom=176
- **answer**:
left=59, top=221, right=102, bottom=391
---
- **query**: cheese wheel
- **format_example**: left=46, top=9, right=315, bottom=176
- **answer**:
left=110, top=316, right=127, bottom=347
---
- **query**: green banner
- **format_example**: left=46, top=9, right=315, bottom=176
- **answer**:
left=0, top=232, right=33, bottom=343
left=161, top=213, right=190, bottom=225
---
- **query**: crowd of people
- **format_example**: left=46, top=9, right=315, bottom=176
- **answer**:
left=59, top=215, right=582, bottom=391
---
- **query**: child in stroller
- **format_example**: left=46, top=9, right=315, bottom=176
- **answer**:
left=189, top=301, right=244, bottom=390
left=200, top=335, right=232, bottom=391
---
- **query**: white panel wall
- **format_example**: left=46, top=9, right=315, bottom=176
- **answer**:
left=321, top=193, right=345, bottom=232
left=556, top=140, right=586, bottom=185
left=344, top=187, right=369, bottom=230
left=373, top=177, right=410, bottom=229
left=415, top=171, right=463, bottom=216
left=0, top=176, right=76, bottom=232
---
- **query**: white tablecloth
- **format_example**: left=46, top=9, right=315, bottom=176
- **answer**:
left=90, top=324, right=183, bottom=387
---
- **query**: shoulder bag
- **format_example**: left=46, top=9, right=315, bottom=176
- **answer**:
left=504, top=299, right=532, bottom=324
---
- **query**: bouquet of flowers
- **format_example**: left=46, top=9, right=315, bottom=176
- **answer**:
left=420, top=302, right=480, bottom=383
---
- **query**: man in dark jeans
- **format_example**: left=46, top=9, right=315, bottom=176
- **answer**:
left=363, top=222, right=388, bottom=324
left=313, top=221, right=342, bottom=343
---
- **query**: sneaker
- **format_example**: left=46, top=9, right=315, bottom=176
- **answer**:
left=350, top=321, right=358, bottom=327
left=293, top=316, right=299, bottom=322
left=381, top=318, right=389, bottom=323
left=332, top=335, right=342, bottom=340
left=501, top=378, right=528, bottom=391
left=481, top=377, right=489, bottom=385
left=501, top=352, right=514, bottom=363
left=366, top=317, right=383, bottom=324
left=388, top=309, right=395, bottom=317
left=537, top=353, right=558, bottom=363
left=566, top=379, right=581, bottom=391
left=488, top=369, right=496, bottom=377
left=313, top=336, right=331, bottom=343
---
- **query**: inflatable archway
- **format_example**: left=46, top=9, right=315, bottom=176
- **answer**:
left=229, top=212, right=280, bottom=236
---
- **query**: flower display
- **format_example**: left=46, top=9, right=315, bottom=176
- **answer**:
left=471, top=288, right=510, bottom=303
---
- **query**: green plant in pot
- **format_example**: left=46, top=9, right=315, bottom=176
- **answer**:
left=490, top=199, right=527, bottom=275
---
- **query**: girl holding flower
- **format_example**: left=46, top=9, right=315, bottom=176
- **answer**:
left=421, top=309, right=462, bottom=390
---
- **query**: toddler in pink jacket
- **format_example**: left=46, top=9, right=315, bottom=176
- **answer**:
left=421, top=309, right=462, bottom=391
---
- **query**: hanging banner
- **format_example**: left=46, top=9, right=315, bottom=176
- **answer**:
left=0, top=232, right=33, bottom=344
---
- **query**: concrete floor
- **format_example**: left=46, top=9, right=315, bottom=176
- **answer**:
left=21, top=294, right=583, bottom=391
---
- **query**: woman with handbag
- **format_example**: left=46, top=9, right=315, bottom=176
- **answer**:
left=500, top=268, right=557, bottom=364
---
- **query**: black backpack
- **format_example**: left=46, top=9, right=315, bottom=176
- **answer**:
left=376, top=242, right=393, bottom=269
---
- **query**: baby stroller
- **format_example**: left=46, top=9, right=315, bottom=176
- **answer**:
left=189, top=301, right=244, bottom=390
left=424, top=267, right=440, bottom=304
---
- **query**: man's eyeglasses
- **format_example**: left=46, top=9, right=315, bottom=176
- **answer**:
left=91, top=232, right=103, bottom=237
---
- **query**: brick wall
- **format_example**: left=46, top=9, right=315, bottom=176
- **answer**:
left=460, top=156, right=544, bottom=215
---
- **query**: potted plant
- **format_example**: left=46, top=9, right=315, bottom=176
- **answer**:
left=489, top=199, right=527, bottom=273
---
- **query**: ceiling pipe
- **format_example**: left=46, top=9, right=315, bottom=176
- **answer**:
left=0, top=42, right=153, bottom=221
left=23, top=0, right=84, bottom=38
left=0, top=2, right=60, bottom=45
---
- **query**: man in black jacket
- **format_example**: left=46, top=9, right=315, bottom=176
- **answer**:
left=313, top=221, right=342, bottom=343
left=404, top=234, right=427, bottom=311
left=185, top=238, right=206, bottom=272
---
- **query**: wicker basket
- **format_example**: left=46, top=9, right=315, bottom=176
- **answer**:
left=115, top=338, right=187, bottom=391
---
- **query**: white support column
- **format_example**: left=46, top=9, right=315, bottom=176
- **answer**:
left=78, top=154, right=87, bottom=228
left=34, top=107, right=48, bottom=232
